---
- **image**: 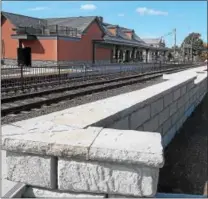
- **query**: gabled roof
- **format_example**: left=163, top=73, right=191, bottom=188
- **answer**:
left=1, top=11, right=47, bottom=27
left=45, top=16, right=98, bottom=33
left=101, top=22, right=150, bottom=47
left=142, top=38, right=162, bottom=45
left=1, top=11, right=104, bottom=34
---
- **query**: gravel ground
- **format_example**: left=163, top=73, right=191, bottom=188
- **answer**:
left=2, top=77, right=164, bottom=125
left=158, top=93, right=208, bottom=195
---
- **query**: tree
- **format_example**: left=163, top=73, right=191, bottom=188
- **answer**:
left=200, top=43, right=208, bottom=61
left=181, top=32, right=204, bottom=57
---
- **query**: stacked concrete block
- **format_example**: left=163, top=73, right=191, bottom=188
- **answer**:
left=6, top=152, right=56, bottom=189
left=2, top=127, right=164, bottom=198
left=23, top=187, right=106, bottom=198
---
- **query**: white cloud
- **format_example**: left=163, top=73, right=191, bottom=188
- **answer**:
left=80, top=4, right=97, bottom=11
left=28, top=7, right=50, bottom=11
left=118, top=13, right=125, bottom=17
left=136, top=7, right=168, bottom=16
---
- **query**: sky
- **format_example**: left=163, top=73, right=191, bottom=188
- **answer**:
left=2, top=1, right=207, bottom=47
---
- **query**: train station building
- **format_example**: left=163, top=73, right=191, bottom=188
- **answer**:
left=1, top=11, right=169, bottom=66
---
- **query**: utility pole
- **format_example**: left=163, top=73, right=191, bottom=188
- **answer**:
left=190, top=35, right=194, bottom=62
left=173, top=28, right=176, bottom=61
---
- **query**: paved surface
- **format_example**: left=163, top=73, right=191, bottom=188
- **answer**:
left=1, top=150, right=21, bottom=197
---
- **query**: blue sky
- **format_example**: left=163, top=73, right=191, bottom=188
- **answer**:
left=2, top=1, right=207, bottom=47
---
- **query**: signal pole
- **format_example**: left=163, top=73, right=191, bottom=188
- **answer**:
left=173, top=28, right=176, bottom=60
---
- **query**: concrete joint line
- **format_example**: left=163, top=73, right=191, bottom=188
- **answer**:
left=86, top=127, right=103, bottom=160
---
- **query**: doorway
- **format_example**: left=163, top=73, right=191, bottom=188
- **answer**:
left=17, top=47, right=31, bottom=66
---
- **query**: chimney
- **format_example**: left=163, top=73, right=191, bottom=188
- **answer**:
left=98, top=16, right=103, bottom=23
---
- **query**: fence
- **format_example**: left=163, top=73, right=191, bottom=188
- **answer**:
left=16, top=25, right=81, bottom=38
left=1, top=61, right=203, bottom=94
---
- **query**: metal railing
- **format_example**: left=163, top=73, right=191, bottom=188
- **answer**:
left=1, top=61, right=203, bottom=94
left=15, top=25, right=81, bottom=37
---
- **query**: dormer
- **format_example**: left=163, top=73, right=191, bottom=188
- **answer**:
left=107, top=25, right=118, bottom=36
left=123, top=29, right=134, bottom=40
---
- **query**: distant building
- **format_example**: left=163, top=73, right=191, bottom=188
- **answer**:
left=142, top=38, right=166, bottom=48
left=142, top=38, right=167, bottom=62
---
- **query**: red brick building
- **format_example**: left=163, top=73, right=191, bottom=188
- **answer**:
left=1, top=11, right=169, bottom=66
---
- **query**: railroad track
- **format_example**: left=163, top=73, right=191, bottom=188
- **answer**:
left=1, top=70, right=143, bottom=94
left=1, top=66, right=195, bottom=117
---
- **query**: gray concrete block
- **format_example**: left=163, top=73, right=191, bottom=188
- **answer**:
left=161, top=118, right=172, bottom=136
left=180, top=85, right=187, bottom=96
left=171, top=112, right=178, bottom=126
left=58, top=159, right=159, bottom=197
left=187, top=81, right=194, bottom=91
left=188, top=88, right=194, bottom=99
left=23, top=187, right=106, bottom=198
left=143, top=116, right=159, bottom=132
left=130, top=105, right=151, bottom=130
left=177, top=96, right=185, bottom=109
left=108, top=194, right=137, bottom=198
left=150, top=98, right=164, bottom=117
left=184, top=92, right=189, bottom=103
left=6, top=152, right=56, bottom=189
left=162, top=125, right=176, bottom=148
left=159, top=107, right=170, bottom=126
left=169, top=101, right=177, bottom=116
left=109, top=116, right=129, bottom=130
left=184, top=100, right=190, bottom=112
left=173, top=88, right=181, bottom=101
left=164, top=92, right=173, bottom=108
left=179, top=106, right=185, bottom=117
left=155, top=126, right=163, bottom=134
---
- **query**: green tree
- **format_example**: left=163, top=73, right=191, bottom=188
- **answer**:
left=181, top=32, right=204, bottom=56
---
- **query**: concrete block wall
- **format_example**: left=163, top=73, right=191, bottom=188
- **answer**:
left=2, top=66, right=207, bottom=198
left=2, top=128, right=164, bottom=198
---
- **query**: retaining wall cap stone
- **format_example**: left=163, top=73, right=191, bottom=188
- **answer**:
left=2, top=127, right=164, bottom=168
left=2, top=128, right=102, bottom=159
left=89, top=128, right=164, bottom=168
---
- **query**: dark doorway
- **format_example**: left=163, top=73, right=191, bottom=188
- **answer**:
left=17, top=47, right=31, bottom=66
left=125, top=50, right=130, bottom=62
left=111, top=48, right=114, bottom=63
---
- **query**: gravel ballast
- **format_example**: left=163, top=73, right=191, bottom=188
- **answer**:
left=2, top=77, right=164, bottom=125
left=158, top=93, right=208, bottom=195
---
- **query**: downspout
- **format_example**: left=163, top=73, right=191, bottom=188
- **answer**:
left=92, top=41, right=95, bottom=64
